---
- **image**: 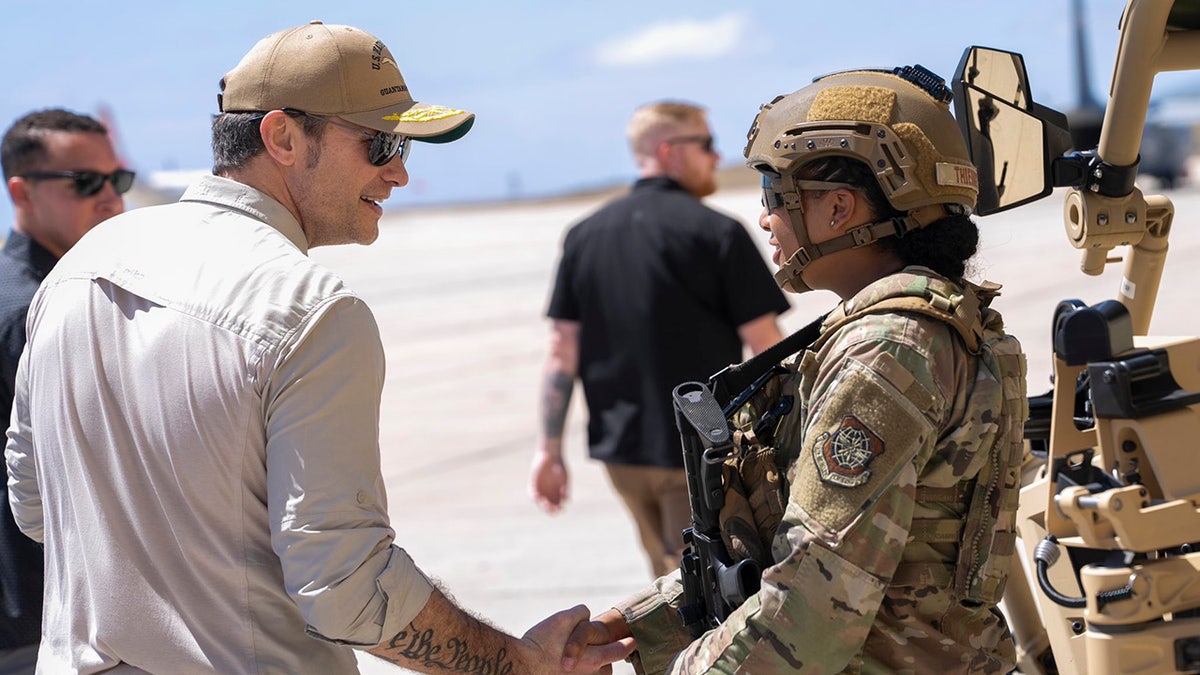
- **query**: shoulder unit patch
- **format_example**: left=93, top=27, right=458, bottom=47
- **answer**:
left=813, top=415, right=885, bottom=487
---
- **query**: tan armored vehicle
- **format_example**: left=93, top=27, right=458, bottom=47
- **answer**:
left=955, top=1, right=1200, bottom=672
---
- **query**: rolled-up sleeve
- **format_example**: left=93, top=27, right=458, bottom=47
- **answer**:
left=5, top=346, right=43, bottom=543
left=264, top=296, right=433, bottom=646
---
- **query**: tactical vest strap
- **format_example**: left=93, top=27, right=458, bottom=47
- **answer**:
left=812, top=281, right=988, bottom=355
left=891, top=561, right=954, bottom=588
left=915, top=483, right=972, bottom=505
left=954, top=331, right=1028, bottom=605
left=909, top=518, right=965, bottom=543
left=878, top=296, right=982, bottom=353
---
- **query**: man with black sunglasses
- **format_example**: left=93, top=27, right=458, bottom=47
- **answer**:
left=4, top=22, right=631, bottom=675
left=0, top=107, right=128, bottom=674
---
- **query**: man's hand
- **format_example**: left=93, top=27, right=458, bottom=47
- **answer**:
left=560, top=608, right=634, bottom=673
left=529, top=448, right=570, bottom=513
left=533, top=318, right=578, bottom=514
left=523, top=605, right=635, bottom=673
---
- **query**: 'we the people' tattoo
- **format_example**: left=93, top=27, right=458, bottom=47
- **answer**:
left=382, top=623, right=515, bottom=674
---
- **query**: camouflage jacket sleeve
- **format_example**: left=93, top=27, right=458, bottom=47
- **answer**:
left=623, top=313, right=954, bottom=674
left=617, top=571, right=695, bottom=674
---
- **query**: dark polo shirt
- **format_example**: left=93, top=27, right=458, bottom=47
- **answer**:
left=548, top=177, right=790, bottom=468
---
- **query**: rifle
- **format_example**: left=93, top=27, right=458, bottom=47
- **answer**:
left=671, top=381, right=762, bottom=638
left=670, top=315, right=828, bottom=638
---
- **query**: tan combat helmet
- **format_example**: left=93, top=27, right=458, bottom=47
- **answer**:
left=744, top=66, right=979, bottom=293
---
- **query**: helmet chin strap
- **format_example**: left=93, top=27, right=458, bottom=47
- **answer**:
left=773, top=203, right=955, bottom=294
left=774, top=245, right=816, bottom=294
left=773, top=202, right=818, bottom=294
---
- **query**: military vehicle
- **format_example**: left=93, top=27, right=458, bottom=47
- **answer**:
left=954, top=1, right=1200, bottom=671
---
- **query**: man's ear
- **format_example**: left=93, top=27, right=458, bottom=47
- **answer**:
left=259, top=110, right=301, bottom=167
left=654, top=139, right=681, bottom=179
left=7, top=176, right=30, bottom=209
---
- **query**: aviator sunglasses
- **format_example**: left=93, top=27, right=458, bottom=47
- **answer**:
left=22, top=169, right=136, bottom=198
left=282, top=109, right=411, bottom=167
left=665, top=135, right=715, bottom=154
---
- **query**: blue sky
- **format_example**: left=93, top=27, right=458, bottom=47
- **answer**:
left=2, top=0, right=1194, bottom=234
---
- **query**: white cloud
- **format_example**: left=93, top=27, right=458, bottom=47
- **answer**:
left=593, top=13, right=748, bottom=68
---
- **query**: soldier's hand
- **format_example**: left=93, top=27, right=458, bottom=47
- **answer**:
left=561, top=608, right=634, bottom=673
left=529, top=449, right=570, bottom=513
left=522, top=604, right=634, bottom=674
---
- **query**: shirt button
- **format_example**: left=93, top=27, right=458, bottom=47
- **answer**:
left=356, top=490, right=368, bottom=505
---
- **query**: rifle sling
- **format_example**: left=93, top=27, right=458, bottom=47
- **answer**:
left=709, top=312, right=828, bottom=410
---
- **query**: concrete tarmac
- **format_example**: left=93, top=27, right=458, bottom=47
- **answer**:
left=303, top=174, right=1200, bottom=673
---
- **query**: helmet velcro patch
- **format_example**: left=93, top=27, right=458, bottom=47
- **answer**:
left=893, top=122, right=977, bottom=209
left=807, top=86, right=895, bottom=126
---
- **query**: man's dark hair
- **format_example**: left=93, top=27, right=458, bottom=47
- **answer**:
left=796, top=156, right=979, bottom=279
left=211, top=111, right=325, bottom=175
left=1, top=108, right=109, bottom=181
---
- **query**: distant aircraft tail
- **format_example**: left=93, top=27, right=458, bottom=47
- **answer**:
left=95, top=103, right=133, bottom=170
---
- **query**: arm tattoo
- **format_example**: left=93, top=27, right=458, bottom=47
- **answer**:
left=376, top=621, right=515, bottom=674
left=542, top=370, right=574, bottom=439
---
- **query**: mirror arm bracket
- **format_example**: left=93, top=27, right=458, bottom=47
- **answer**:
left=1052, top=150, right=1140, bottom=198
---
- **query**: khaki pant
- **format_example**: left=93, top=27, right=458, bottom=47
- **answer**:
left=603, top=463, right=691, bottom=578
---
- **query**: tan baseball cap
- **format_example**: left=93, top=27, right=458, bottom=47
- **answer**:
left=218, top=21, right=474, bottom=143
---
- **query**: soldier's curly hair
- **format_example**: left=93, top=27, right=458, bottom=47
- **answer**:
left=795, top=156, right=979, bottom=280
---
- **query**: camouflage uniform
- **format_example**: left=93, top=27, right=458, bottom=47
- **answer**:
left=616, top=267, right=1027, bottom=674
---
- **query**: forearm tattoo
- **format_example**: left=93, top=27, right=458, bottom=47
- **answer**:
left=377, top=622, right=515, bottom=674
left=542, top=370, right=574, bottom=439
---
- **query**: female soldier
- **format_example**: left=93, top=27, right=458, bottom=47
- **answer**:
left=565, top=65, right=1028, bottom=674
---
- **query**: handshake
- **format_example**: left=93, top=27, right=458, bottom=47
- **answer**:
left=366, top=591, right=636, bottom=675
left=527, top=605, right=635, bottom=674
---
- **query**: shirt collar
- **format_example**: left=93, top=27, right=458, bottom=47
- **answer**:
left=633, top=176, right=686, bottom=193
left=179, top=175, right=309, bottom=254
left=1, top=229, right=58, bottom=280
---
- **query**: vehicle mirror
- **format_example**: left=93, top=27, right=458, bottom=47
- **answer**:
left=958, top=46, right=1030, bottom=110
left=953, top=46, right=1065, bottom=215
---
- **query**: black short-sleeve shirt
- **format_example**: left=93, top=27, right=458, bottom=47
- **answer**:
left=548, top=177, right=790, bottom=467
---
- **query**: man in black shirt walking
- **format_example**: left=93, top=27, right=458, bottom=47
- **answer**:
left=530, top=101, right=789, bottom=577
left=0, top=108, right=131, bottom=672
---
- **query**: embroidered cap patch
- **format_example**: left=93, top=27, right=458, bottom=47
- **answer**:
left=383, top=105, right=466, bottom=123
left=813, top=415, right=885, bottom=488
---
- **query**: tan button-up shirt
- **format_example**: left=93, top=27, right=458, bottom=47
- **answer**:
left=6, top=175, right=432, bottom=673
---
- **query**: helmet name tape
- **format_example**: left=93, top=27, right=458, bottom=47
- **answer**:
left=936, top=162, right=979, bottom=190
